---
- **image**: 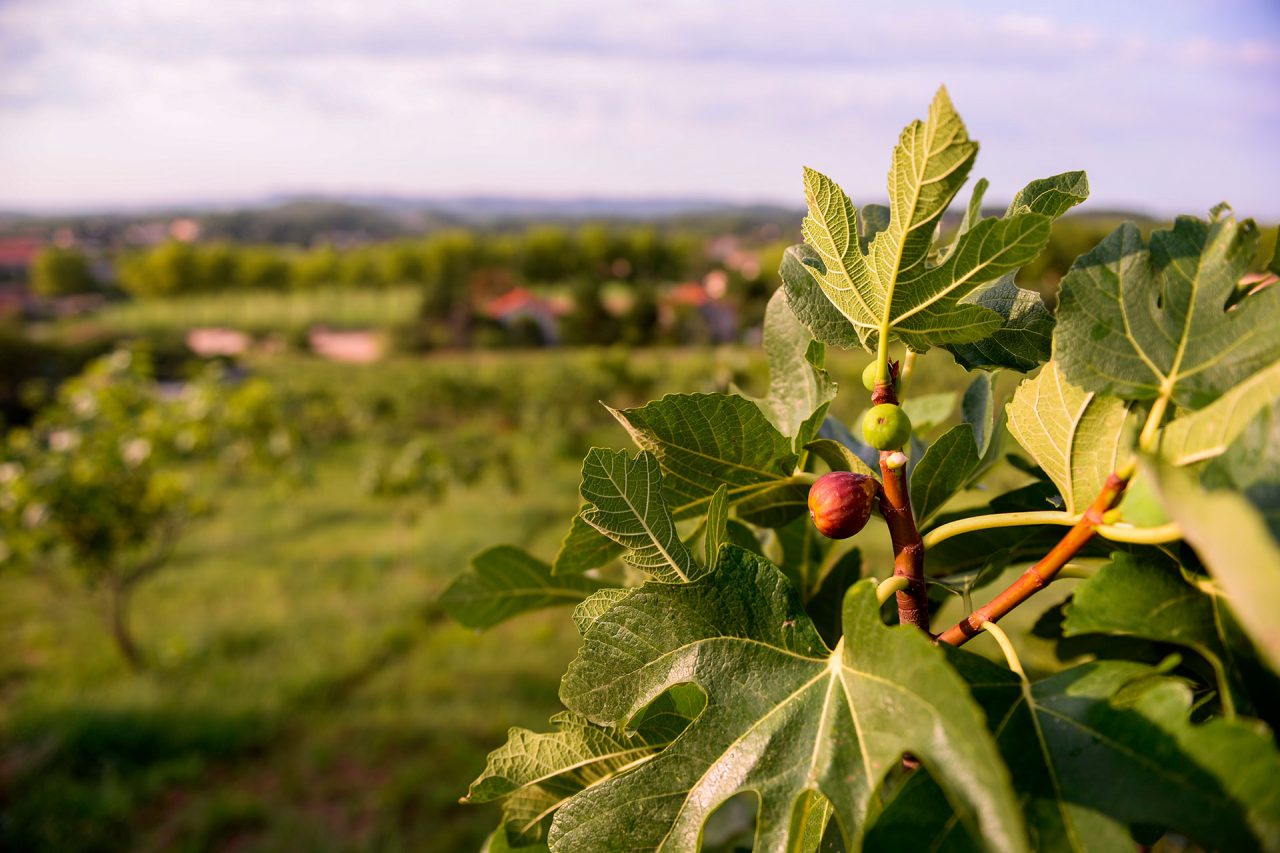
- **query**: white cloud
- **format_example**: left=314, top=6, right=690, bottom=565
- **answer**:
left=0, top=0, right=1277, bottom=216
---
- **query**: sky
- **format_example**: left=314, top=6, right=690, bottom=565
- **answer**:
left=0, top=0, right=1277, bottom=217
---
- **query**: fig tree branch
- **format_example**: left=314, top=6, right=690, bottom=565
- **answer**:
left=935, top=470, right=1129, bottom=647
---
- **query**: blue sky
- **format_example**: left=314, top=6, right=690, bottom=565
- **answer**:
left=1, top=0, right=1277, bottom=216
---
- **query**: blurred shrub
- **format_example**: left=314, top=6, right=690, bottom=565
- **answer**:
left=30, top=247, right=98, bottom=297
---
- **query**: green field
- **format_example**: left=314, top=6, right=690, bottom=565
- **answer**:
left=95, top=285, right=425, bottom=336
left=1, top=346, right=993, bottom=851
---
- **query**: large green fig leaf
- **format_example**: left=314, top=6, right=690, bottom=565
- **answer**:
left=551, top=547, right=1028, bottom=853
left=438, top=546, right=609, bottom=629
left=1055, top=212, right=1279, bottom=409
left=1006, top=361, right=1138, bottom=514
left=467, top=691, right=705, bottom=847
left=1063, top=553, right=1248, bottom=713
left=870, top=657, right=1280, bottom=852
left=579, top=448, right=698, bottom=583
left=608, top=393, right=806, bottom=527
left=788, top=87, right=1083, bottom=357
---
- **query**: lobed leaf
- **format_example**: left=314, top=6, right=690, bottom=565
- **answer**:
left=789, top=88, right=1085, bottom=360
left=552, top=547, right=1027, bottom=853
left=467, top=693, right=703, bottom=846
left=1055, top=213, right=1279, bottom=409
left=872, top=657, right=1280, bottom=851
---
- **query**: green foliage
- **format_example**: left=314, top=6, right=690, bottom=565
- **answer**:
left=30, top=246, right=97, bottom=297
left=554, top=552, right=1026, bottom=852
left=1055, top=212, right=1279, bottom=409
left=0, top=349, right=315, bottom=666
left=782, top=87, right=1087, bottom=363
left=442, top=90, right=1280, bottom=852
left=437, top=546, right=608, bottom=630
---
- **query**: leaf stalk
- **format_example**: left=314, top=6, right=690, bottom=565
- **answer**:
left=922, top=511, right=1182, bottom=549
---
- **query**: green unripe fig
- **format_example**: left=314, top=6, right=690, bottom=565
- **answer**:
left=861, top=362, right=898, bottom=393
left=808, top=471, right=878, bottom=539
left=862, top=362, right=878, bottom=392
left=1120, top=474, right=1170, bottom=527
left=862, top=404, right=912, bottom=450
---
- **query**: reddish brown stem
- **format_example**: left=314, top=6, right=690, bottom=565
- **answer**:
left=872, top=372, right=929, bottom=631
left=935, top=471, right=1130, bottom=647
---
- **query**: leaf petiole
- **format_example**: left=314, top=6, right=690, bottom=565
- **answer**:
left=875, top=575, right=911, bottom=606
left=922, top=510, right=1182, bottom=550
left=981, top=621, right=1027, bottom=680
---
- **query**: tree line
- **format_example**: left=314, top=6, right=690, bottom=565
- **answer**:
left=31, top=226, right=716, bottom=299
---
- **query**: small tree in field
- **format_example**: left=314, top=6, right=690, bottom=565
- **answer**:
left=30, top=246, right=97, bottom=297
left=439, top=88, right=1280, bottom=851
left=0, top=351, right=299, bottom=669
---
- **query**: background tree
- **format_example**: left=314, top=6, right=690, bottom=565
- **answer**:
left=30, top=246, right=97, bottom=297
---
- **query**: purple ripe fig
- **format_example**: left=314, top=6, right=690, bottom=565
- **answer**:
left=808, top=471, right=878, bottom=539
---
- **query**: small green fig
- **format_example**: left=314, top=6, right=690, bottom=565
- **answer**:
left=808, top=471, right=878, bottom=539
left=1120, top=474, right=1170, bottom=527
left=862, top=403, right=912, bottom=450
left=861, top=362, right=898, bottom=393
left=862, top=362, right=879, bottom=392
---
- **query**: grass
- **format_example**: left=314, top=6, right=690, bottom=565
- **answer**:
left=0, top=344, right=1008, bottom=851
left=95, top=285, right=425, bottom=336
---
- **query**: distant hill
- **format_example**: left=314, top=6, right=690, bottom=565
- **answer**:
left=0, top=194, right=1165, bottom=249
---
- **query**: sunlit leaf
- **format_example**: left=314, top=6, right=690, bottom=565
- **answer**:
left=467, top=690, right=704, bottom=847
left=788, top=89, right=1084, bottom=358
left=552, top=548, right=1028, bottom=853
left=1160, top=360, right=1280, bottom=466
left=1055, top=213, right=1279, bottom=408
left=608, top=393, right=803, bottom=527
left=579, top=449, right=697, bottom=583
left=1006, top=361, right=1138, bottom=513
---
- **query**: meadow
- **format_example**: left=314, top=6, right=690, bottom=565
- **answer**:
left=0, top=342, right=1034, bottom=851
